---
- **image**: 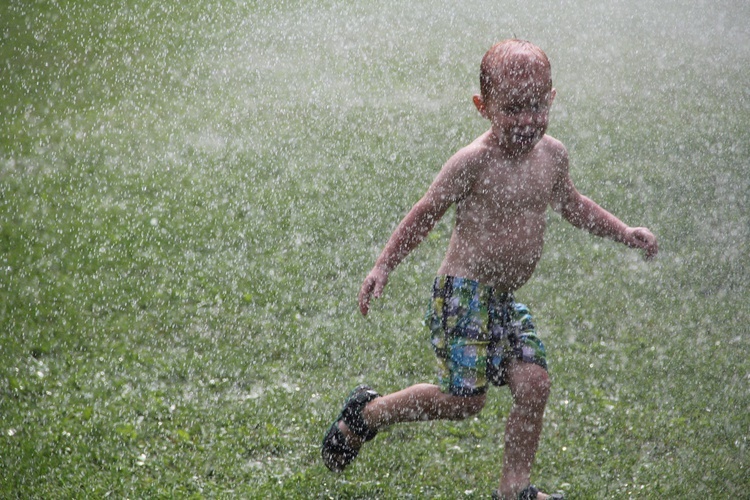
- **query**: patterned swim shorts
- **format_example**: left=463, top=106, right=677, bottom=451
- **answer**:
left=424, top=275, right=548, bottom=396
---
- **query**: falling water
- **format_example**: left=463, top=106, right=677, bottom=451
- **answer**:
left=1, top=0, right=748, bottom=497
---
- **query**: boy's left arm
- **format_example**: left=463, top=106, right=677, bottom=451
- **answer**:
left=551, top=160, right=658, bottom=260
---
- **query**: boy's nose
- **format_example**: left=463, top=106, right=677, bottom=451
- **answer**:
left=515, top=112, right=534, bottom=127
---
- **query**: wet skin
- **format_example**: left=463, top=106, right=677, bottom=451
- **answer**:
left=359, top=71, right=656, bottom=314
left=353, top=45, right=658, bottom=500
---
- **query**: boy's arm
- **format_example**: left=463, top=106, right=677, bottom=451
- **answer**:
left=358, top=149, right=478, bottom=316
left=358, top=197, right=446, bottom=316
left=551, top=151, right=658, bottom=260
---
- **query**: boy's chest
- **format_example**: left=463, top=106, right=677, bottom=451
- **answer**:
left=473, top=157, right=558, bottom=210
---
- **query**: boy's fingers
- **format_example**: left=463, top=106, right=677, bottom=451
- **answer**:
left=633, top=228, right=658, bottom=260
left=358, top=274, right=388, bottom=316
left=358, top=270, right=389, bottom=317
left=359, top=275, right=381, bottom=316
left=358, top=280, right=373, bottom=316
left=358, top=294, right=371, bottom=317
left=359, top=297, right=370, bottom=317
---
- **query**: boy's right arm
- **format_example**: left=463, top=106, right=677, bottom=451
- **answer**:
left=358, top=147, right=479, bottom=316
left=358, top=197, right=445, bottom=316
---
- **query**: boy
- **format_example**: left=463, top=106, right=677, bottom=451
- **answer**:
left=322, top=39, right=657, bottom=500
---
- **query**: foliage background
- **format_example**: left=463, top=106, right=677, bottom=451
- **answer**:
left=1, top=0, right=748, bottom=497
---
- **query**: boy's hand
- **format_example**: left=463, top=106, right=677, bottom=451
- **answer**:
left=624, top=227, right=658, bottom=260
left=358, top=268, right=389, bottom=316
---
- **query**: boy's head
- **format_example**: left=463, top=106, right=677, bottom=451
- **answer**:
left=474, top=40, right=555, bottom=155
left=479, top=39, right=552, bottom=100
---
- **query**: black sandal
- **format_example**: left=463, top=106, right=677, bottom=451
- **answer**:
left=321, top=385, right=380, bottom=472
left=492, top=485, right=565, bottom=499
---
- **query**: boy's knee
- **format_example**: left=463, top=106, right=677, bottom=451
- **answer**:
left=529, top=367, right=551, bottom=399
left=510, top=363, right=550, bottom=408
left=454, top=393, right=487, bottom=418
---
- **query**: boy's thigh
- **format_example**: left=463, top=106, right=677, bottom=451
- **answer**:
left=433, top=336, right=490, bottom=397
left=424, top=276, right=549, bottom=395
left=425, top=276, right=494, bottom=396
left=487, top=331, right=548, bottom=387
left=431, top=334, right=549, bottom=397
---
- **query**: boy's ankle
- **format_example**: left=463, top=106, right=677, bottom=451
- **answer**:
left=337, top=421, right=365, bottom=447
left=492, top=484, right=550, bottom=500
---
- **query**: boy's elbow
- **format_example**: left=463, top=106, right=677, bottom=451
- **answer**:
left=557, top=193, right=592, bottom=225
left=551, top=199, right=568, bottom=218
left=553, top=200, right=576, bottom=222
left=559, top=204, right=589, bottom=230
left=414, top=197, right=449, bottom=224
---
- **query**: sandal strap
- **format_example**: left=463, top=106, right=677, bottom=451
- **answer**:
left=322, top=420, right=360, bottom=472
left=492, top=485, right=564, bottom=500
left=323, top=423, right=358, bottom=459
left=518, top=485, right=539, bottom=500
left=340, top=385, right=380, bottom=439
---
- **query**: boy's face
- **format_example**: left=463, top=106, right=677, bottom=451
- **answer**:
left=474, top=69, right=555, bottom=156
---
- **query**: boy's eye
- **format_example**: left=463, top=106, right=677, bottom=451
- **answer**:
left=504, top=103, right=542, bottom=115
left=528, top=99, right=544, bottom=112
left=499, top=96, right=547, bottom=115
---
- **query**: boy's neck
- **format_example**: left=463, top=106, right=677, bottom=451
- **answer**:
left=489, top=130, right=537, bottom=160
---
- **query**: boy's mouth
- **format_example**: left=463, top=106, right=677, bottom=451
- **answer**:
left=512, top=130, right=537, bottom=145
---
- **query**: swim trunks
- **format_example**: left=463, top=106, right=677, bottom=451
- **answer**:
left=424, top=275, right=548, bottom=396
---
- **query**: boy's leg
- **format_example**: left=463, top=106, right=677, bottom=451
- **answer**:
left=337, top=383, right=486, bottom=447
left=366, top=383, right=486, bottom=426
left=496, top=360, right=551, bottom=499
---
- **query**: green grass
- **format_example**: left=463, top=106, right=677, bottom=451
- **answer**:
left=1, top=0, right=748, bottom=497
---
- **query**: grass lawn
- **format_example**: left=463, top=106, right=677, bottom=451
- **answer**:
left=1, top=0, right=748, bottom=497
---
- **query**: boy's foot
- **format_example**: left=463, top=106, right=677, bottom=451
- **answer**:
left=491, top=485, right=564, bottom=499
left=321, top=385, right=380, bottom=472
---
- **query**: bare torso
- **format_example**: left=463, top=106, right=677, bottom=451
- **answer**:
left=437, top=131, right=566, bottom=291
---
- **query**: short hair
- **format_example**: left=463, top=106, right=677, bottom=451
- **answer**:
left=479, top=40, right=552, bottom=100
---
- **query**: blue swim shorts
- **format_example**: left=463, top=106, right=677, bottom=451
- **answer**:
left=424, top=275, right=548, bottom=396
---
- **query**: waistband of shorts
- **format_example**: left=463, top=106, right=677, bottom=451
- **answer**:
left=432, top=275, right=514, bottom=303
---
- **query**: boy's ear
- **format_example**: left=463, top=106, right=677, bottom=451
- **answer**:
left=549, top=88, right=557, bottom=105
left=473, top=94, right=488, bottom=118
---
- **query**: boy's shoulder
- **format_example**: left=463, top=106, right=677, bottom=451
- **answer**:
left=439, top=131, right=494, bottom=173
left=448, top=131, right=498, bottom=166
left=441, top=133, right=568, bottom=183
left=536, top=134, right=568, bottom=160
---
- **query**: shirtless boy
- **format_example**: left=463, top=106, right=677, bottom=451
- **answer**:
left=322, top=39, right=658, bottom=500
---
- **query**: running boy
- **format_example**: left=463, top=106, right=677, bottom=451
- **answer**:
left=322, top=39, right=657, bottom=500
